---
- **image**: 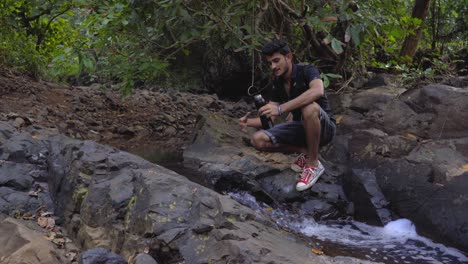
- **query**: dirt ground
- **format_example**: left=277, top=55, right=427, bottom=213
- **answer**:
left=0, top=68, right=250, bottom=160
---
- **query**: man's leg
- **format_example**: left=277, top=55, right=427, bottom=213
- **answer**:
left=301, top=102, right=321, bottom=167
left=250, top=130, right=306, bottom=154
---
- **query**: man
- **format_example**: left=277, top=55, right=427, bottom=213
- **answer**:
left=239, top=40, right=336, bottom=192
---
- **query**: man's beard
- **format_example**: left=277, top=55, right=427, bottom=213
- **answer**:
left=276, top=65, right=289, bottom=78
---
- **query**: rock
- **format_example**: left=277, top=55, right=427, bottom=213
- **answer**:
left=13, top=117, right=25, bottom=128
left=78, top=247, right=127, bottom=264
left=402, top=84, right=468, bottom=139
left=116, top=126, right=135, bottom=136
left=406, top=138, right=468, bottom=182
left=375, top=159, right=468, bottom=250
left=0, top=186, right=43, bottom=216
left=0, top=161, right=35, bottom=190
left=0, top=217, right=66, bottom=263
left=183, top=112, right=349, bottom=220
left=162, top=126, right=177, bottom=136
left=0, top=122, right=15, bottom=143
left=364, top=73, right=400, bottom=88
left=344, top=169, right=394, bottom=225
left=350, top=86, right=406, bottom=114
left=134, top=253, right=158, bottom=264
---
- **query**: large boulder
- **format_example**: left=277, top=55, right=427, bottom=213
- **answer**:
left=333, top=83, right=468, bottom=250
left=401, top=84, right=468, bottom=139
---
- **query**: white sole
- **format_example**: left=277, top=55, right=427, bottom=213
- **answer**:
left=295, top=169, right=324, bottom=192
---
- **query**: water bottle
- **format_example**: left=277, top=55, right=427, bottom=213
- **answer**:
left=253, top=94, right=274, bottom=129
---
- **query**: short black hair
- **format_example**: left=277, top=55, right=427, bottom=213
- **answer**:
left=261, top=40, right=291, bottom=56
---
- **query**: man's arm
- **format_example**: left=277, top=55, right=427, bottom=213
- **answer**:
left=239, top=113, right=262, bottom=131
left=239, top=101, right=280, bottom=131
left=280, top=78, right=324, bottom=113
left=259, top=79, right=324, bottom=118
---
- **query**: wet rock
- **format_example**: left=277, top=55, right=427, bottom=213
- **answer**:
left=345, top=169, right=394, bottom=225
left=376, top=158, right=468, bottom=250
left=300, top=200, right=335, bottom=219
left=79, top=247, right=127, bottom=264
left=134, top=253, right=158, bottom=264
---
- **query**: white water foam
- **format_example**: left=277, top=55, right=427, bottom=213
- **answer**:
left=228, top=192, right=468, bottom=264
left=295, top=218, right=468, bottom=263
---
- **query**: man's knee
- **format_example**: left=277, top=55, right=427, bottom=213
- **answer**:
left=301, top=102, right=320, bottom=120
left=250, top=131, right=270, bottom=150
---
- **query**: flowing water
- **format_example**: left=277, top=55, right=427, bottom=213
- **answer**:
left=137, top=149, right=468, bottom=264
left=228, top=192, right=468, bottom=264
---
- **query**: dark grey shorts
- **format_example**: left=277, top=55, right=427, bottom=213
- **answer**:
left=263, top=107, right=336, bottom=147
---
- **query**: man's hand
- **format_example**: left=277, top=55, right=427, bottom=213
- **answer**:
left=259, top=103, right=280, bottom=118
left=239, top=112, right=251, bottom=132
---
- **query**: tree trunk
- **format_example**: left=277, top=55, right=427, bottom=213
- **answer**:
left=400, top=0, right=432, bottom=60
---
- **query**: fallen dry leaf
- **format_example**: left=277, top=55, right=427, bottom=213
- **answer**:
left=28, top=190, right=39, bottom=197
left=40, top=211, right=54, bottom=217
left=37, top=216, right=55, bottom=229
left=404, top=132, right=418, bottom=140
left=38, top=217, right=48, bottom=228
left=311, top=248, right=324, bottom=255
left=335, top=115, right=343, bottom=125
left=66, top=252, right=77, bottom=261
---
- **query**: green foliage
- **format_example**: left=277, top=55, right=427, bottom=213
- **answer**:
left=321, top=73, right=343, bottom=88
left=0, top=0, right=466, bottom=91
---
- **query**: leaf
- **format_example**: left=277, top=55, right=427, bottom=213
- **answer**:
left=323, top=75, right=330, bottom=88
left=324, top=73, right=342, bottom=79
left=335, top=115, right=343, bottom=125
left=344, top=28, right=351, bottom=43
left=404, top=133, right=418, bottom=140
left=311, top=248, right=324, bottom=255
left=349, top=26, right=361, bottom=46
left=331, top=38, right=344, bottom=54
left=323, top=34, right=333, bottom=45
left=38, top=216, right=48, bottom=228
left=37, top=217, right=55, bottom=229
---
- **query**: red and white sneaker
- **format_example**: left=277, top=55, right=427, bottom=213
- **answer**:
left=291, top=153, right=307, bottom=172
left=295, top=161, right=325, bottom=192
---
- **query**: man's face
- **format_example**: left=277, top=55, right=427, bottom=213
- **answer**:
left=266, top=52, right=291, bottom=77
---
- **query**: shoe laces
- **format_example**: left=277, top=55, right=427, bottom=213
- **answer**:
left=296, top=153, right=307, bottom=165
left=300, top=165, right=315, bottom=181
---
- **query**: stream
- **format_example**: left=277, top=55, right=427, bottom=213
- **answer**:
left=138, top=150, right=468, bottom=264
left=229, top=191, right=468, bottom=264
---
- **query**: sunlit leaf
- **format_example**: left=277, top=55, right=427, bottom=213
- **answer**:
left=331, top=38, right=344, bottom=54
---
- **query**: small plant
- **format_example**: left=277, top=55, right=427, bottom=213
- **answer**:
left=321, top=73, right=343, bottom=88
